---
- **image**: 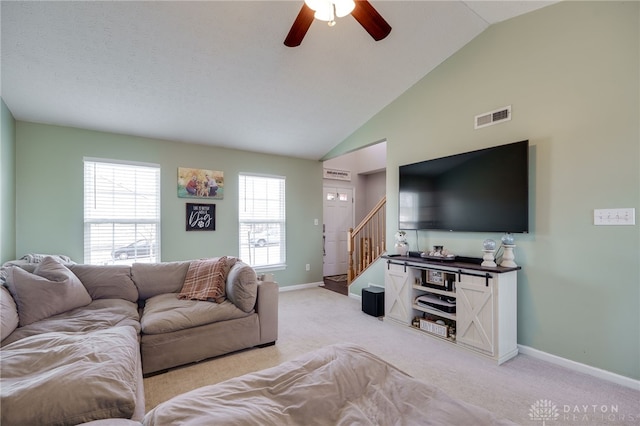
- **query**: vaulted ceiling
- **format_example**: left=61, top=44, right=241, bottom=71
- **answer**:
left=1, top=1, right=555, bottom=160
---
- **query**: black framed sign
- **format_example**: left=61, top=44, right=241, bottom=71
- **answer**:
left=186, top=203, right=216, bottom=231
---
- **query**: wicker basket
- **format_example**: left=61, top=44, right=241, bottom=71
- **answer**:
left=419, top=318, right=449, bottom=338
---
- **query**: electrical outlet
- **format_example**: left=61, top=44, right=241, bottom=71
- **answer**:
left=305, top=264, right=310, bottom=271
left=594, top=208, right=636, bottom=225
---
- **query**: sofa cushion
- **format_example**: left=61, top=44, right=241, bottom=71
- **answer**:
left=78, top=420, right=143, bottom=426
left=4, top=257, right=92, bottom=327
left=0, top=286, right=19, bottom=341
left=141, top=293, right=251, bottom=335
left=178, top=256, right=237, bottom=302
left=1, top=298, right=140, bottom=346
left=226, top=262, right=258, bottom=313
left=69, top=264, right=138, bottom=303
left=1, top=326, right=139, bottom=425
left=132, top=261, right=191, bottom=300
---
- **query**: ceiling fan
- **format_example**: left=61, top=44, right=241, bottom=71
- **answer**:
left=284, top=0, right=392, bottom=47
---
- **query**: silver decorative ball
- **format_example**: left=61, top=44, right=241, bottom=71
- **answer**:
left=501, top=233, right=515, bottom=245
left=483, top=239, right=496, bottom=250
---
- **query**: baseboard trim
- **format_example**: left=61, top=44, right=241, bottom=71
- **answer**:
left=278, top=282, right=323, bottom=292
left=347, top=283, right=381, bottom=301
left=518, top=344, right=640, bottom=390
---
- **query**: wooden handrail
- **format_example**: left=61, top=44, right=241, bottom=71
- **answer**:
left=348, top=196, right=386, bottom=284
left=352, top=196, right=386, bottom=236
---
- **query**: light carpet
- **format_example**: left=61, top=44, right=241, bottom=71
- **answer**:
left=144, top=287, right=640, bottom=425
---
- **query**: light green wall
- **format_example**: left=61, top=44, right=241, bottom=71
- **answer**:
left=349, top=259, right=385, bottom=297
left=14, top=122, right=323, bottom=288
left=1, top=99, right=17, bottom=264
left=338, top=2, right=639, bottom=379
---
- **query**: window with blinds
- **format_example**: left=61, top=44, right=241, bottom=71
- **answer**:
left=84, top=158, right=160, bottom=265
left=239, top=174, right=286, bottom=269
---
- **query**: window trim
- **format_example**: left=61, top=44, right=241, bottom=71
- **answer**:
left=83, top=157, right=161, bottom=265
left=238, top=172, right=286, bottom=270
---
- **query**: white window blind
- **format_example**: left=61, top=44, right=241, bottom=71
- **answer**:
left=239, top=174, right=286, bottom=268
left=84, top=159, right=160, bottom=265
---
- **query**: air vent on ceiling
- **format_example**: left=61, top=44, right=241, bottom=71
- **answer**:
left=474, top=105, right=512, bottom=129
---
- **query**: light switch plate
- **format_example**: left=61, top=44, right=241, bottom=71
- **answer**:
left=594, top=208, right=636, bottom=225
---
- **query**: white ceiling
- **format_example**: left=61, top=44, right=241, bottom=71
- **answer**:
left=1, top=1, right=555, bottom=160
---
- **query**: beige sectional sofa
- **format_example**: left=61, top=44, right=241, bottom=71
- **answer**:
left=0, top=255, right=279, bottom=425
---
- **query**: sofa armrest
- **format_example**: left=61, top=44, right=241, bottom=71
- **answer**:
left=256, top=280, right=278, bottom=344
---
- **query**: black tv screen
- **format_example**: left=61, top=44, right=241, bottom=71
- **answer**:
left=399, top=140, right=529, bottom=233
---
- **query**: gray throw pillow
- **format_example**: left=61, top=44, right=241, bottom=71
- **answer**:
left=0, top=285, right=19, bottom=341
left=4, top=257, right=92, bottom=327
left=225, top=262, right=258, bottom=313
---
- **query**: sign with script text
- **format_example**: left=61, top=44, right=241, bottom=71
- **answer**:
left=186, top=203, right=216, bottom=231
left=323, top=168, right=351, bottom=181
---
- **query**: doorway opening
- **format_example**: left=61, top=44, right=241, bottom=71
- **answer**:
left=322, top=141, right=387, bottom=295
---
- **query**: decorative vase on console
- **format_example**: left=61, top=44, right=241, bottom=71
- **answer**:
left=500, top=233, right=517, bottom=267
left=481, top=239, right=497, bottom=267
left=394, top=231, right=409, bottom=256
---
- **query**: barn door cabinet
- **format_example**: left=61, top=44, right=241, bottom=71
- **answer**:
left=383, top=256, right=519, bottom=365
left=383, top=261, right=416, bottom=324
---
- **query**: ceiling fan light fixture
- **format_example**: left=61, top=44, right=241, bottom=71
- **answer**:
left=313, top=2, right=335, bottom=22
left=285, top=0, right=391, bottom=47
left=334, top=0, right=355, bottom=18
left=304, top=0, right=325, bottom=12
left=304, top=0, right=354, bottom=22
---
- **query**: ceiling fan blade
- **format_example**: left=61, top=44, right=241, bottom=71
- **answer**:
left=284, top=4, right=315, bottom=47
left=351, top=0, right=392, bottom=41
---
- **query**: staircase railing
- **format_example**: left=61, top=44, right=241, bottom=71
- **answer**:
left=347, top=196, right=386, bottom=284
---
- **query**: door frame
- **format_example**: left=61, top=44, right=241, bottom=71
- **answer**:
left=322, top=185, right=355, bottom=277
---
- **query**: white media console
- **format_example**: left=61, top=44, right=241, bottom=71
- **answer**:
left=384, top=256, right=520, bottom=364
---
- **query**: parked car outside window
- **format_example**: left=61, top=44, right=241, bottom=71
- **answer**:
left=111, top=240, right=152, bottom=260
left=249, top=230, right=280, bottom=247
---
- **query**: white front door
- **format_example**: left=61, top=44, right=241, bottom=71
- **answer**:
left=323, top=186, right=353, bottom=277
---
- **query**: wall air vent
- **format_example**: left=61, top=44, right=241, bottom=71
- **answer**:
left=474, top=105, right=512, bottom=129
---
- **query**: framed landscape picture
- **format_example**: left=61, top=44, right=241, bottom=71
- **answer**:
left=178, top=167, right=224, bottom=199
left=186, top=203, right=216, bottom=231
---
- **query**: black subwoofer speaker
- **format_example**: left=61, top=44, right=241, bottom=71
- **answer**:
left=362, top=286, right=385, bottom=317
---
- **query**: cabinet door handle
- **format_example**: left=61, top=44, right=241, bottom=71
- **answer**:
left=457, top=269, right=492, bottom=287
left=386, top=259, right=409, bottom=273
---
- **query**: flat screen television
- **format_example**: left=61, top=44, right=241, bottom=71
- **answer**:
left=398, top=140, right=529, bottom=233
